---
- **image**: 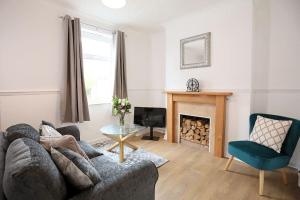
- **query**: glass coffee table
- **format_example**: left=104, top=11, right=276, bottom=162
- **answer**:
left=100, top=124, right=145, bottom=163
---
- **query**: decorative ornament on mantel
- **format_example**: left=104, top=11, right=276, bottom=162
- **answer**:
left=112, top=97, right=131, bottom=126
left=186, top=78, right=200, bottom=92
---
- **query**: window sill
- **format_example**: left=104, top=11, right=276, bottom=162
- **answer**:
left=88, top=102, right=111, bottom=106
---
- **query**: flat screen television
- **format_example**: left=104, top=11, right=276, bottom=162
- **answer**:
left=134, top=107, right=166, bottom=140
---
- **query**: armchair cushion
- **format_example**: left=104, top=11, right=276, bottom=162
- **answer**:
left=228, top=141, right=290, bottom=170
left=249, top=116, right=292, bottom=153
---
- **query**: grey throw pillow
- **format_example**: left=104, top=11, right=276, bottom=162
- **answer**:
left=0, top=132, right=8, bottom=200
left=78, top=140, right=102, bottom=159
left=5, top=123, right=40, bottom=144
left=3, top=138, right=67, bottom=200
left=51, top=147, right=101, bottom=190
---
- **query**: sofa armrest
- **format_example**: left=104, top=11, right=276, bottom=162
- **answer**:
left=70, top=160, right=159, bottom=200
left=56, top=125, right=80, bottom=141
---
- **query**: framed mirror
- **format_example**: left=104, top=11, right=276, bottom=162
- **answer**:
left=180, top=32, right=211, bottom=69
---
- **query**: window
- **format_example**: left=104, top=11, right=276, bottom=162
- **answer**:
left=81, top=24, right=114, bottom=105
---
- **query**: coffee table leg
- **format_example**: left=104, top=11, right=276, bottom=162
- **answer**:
left=119, top=135, right=125, bottom=162
left=107, top=142, right=119, bottom=152
left=124, top=141, right=138, bottom=150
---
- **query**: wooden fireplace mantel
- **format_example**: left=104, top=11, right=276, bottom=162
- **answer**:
left=166, top=91, right=233, bottom=158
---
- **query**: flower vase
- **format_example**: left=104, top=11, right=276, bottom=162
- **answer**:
left=119, top=113, right=125, bottom=126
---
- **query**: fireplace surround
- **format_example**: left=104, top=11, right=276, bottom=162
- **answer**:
left=166, top=91, right=232, bottom=157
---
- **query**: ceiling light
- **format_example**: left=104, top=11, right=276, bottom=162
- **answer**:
left=102, top=0, right=127, bottom=9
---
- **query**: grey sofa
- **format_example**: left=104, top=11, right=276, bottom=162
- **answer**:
left=0, top=124, right=158, bottom=200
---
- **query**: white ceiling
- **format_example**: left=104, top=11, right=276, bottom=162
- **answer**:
left=46, top=0, right=222, bottom=31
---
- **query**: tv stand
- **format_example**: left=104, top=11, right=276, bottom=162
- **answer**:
left=142, top=127, right=160, bottom=141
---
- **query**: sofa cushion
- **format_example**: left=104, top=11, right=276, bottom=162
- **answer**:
left=228, top=140, right=290, bottom=170
left=0, top=132, right=8, bottom=200
left=3, top=138, right=67, bottom=200
left=70, top=156, right=158, bottom=200
left=5, top=123, right=40, bottom=144
left=51, top=147, right=101, bottom=190
left=78, top=140, right=102, bottom=159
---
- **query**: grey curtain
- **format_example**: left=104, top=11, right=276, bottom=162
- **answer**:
left=113, top=30, right=128, bottom=99
left=62, top=15, right=90, bottom=123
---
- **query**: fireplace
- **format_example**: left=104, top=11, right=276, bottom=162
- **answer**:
left=166, top=91, right=232, bottom=157
left=179, top=114, right=210, bottom=148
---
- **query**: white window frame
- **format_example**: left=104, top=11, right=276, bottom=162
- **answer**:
left=81, top=23, right=115, bottom=105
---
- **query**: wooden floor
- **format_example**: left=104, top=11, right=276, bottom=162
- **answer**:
left=128, top=133, right=300, bottom=200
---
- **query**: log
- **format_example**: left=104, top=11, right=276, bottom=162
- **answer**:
left=186, top=130, right=194, bottom=137
left=185, top=119, right=191, bottom=127
left=200, top=129, right=205, bottom=135
left=194, top=134, right=201, bottom=140
left=186, top=135, right=193, bottom=140
left=196, top=121, right=203, bottom=127
left=180, top=118, right=210, bottom=146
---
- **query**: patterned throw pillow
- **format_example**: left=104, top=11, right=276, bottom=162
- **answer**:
left=250, top=116, right=292, bottom=153
left=41, top=125, right=62, bottom=137
left=50, top=147, right=101, bottom=190
left=41, top=120, right=56, bottom=129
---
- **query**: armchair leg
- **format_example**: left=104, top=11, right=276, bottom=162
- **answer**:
left=259, top=170, right=264, bottom=196
left=224, top=155, right=234, bottom=171
left=280, top=168, right=288, bottom=185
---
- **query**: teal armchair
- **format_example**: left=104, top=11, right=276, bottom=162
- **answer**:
left=224, top=113, right=300, bottom=195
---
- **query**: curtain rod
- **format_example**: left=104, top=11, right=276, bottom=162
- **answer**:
left=58, top=16, right=115, bottom=33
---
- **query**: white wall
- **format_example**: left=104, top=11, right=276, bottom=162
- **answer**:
left=148, top=31, right=166, bottom=108
left=163, top=0, right=253, bottom=154
left=252, top=0, right=300, bottom=168
left=0, top=0, right=66, bottom=130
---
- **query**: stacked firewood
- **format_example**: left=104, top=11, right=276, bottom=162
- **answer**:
left=180, top=118, right=209, bottom=146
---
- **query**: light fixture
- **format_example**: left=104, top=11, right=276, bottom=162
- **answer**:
left=102, top=0, right=126, bottom=9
